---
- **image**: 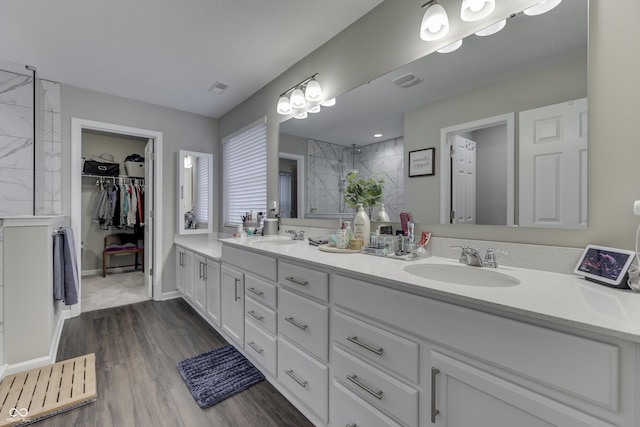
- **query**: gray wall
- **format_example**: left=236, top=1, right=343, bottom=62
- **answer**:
left=61, top=85, right=218, bottom=293
left=220, top=0, right=640, bottom=251
left=474, top=125, right=507, bottom=226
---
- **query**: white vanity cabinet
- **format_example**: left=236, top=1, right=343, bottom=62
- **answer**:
left=175, top=246, right=194, bottom=301
left=244, top=273, right=278, bottom=376
left=205, top=258, right=221, bottom=327
left=193, top=253, right=208, bottom=314
left=221, top=265, right=245, bottom=346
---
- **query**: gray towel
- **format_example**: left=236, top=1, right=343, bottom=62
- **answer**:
left=53, top=227, right=79, bottom=306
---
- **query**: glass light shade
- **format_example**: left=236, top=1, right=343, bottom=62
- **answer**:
left=294, top=112, right=308, bottom=120
left=320, top=97, right=336, bottom=107
left=290, top=88, right=306, bottom=108
left=308, top=105, right=321, bottom=113
left=460, top=0, right=495, bottom=22
left=420, top=3, right=450, bottom=41
left=437, top=39, right=463, bottom=53
left=276, top=96, right=292, bottom=115
left=305, top=79, right=322, bottom=101
left=475, top=19, right=506, bottom=36
left=523, top=0, right=562, bottom=16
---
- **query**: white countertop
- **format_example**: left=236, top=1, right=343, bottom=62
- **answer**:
left=174, top=235, right=223, bottom=259
left=220, top=236, right=640, bottom=343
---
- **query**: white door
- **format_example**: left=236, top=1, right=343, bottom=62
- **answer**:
left=451, top=135, right=476, bottom=224
left=518, top=98, right=588, bottom=228
left=144, top=139, right=154, bottom=297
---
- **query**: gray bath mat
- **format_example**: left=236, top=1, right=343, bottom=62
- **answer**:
left=177, top=345, right=264, bottom=408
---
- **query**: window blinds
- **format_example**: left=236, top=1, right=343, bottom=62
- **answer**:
left=223, top=120, right=267, bottom=225
left=195, top=156, right=209, bottom=226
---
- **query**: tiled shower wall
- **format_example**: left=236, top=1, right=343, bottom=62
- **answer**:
left=0, top=69, right=61, bottom=217
left=307, top=137, right=405, bottom=220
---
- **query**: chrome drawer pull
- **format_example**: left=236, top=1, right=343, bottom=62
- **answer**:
left=431, top=367, right=440, bottom=423
left=248, top=310, right=264, bottom=321
left=247, top=341, right=263, bottom=354
left=285, top=317, right=308, bottom=330
left=247, top=287, right=264, bottom=296
left=234, top=278, right=240, bottom=301
left=346, top=374, right=383, bottom=400
left=347, top=336, right=384, bottom=356
left=285, top=276, right=308, bottom=286
left=285, top=369, right=308, bottom=388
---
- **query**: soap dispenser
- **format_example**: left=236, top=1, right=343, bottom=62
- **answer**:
left=375, top=204, right=390, bottom=222
left=353, top=203, right=371, bottom=246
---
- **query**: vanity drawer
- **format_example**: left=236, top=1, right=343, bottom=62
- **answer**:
left=278, top=337, right=328, bottom=422
left=222, top=244, right=276, bottom=282
left=245, top=297, right=277, bottom=335
left=245, top=274, right=277, bottom=310
left=333, top=346, right=419, bottom=427
left=278, top=260, right=328, bottom=302
left=278, top=288, right=329, bottom=361
left=333, top=311, right=419, bottom=383
left=331, top=380, right=402, bottom=427
left=245, top=320, right=277, bottom=377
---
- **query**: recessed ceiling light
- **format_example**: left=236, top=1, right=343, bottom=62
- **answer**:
left=374, top=133, right=383, bottom=138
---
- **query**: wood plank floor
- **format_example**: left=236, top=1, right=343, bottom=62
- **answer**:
left=48, top=299, right=314, bottom=427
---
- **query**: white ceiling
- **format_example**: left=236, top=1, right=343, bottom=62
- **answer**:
left=0, top=0, right=383, bottom=118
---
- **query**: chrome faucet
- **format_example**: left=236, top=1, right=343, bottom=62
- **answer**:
left=452, top=246, right=508, bottom=268
left=285, top=229, right=306, bottom=240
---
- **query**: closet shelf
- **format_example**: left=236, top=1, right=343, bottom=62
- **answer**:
left=81, top=173, right=144, bottom=180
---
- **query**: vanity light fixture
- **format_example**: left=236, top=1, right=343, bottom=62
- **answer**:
left=475, top=18, right=506, bottom=36
left=320, top=97, right=336, bottom=107
left=308, top=105, right=322, bottom=114
left=437, top=39, right=463, bottom=53
left=523, top=0, right=562, bottom=16
left=460, top=0, right=495, bottom=22
left=420, top=0, right=450, bottom=41
left=276, top=73, right=327, bottom=115
left=294, top=112, right=308, bottom=120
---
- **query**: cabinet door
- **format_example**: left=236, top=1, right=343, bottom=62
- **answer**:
left=205, top=259, right=221, bottom=327
left=175, top=248, right=184, bottom=294
left=221, top=265, right=244, bottom=346
left=429, top=351, right=614, bottom=427
left=193, top=254, right=207, bottom=313
left=182, top=249, right=195, bottom=302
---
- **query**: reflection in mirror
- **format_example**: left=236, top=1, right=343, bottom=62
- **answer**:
left=279, top=0, right=587, bottom=229
left=177, top=150, right=213, bottom=234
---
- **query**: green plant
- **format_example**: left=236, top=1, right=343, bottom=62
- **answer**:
left=344, top=171, right=386, bottom=215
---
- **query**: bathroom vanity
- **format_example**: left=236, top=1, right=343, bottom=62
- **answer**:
left=174, top=236, right=640, bottom=426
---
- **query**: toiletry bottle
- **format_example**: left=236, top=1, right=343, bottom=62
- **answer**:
left=353, top=203, right=371, bottom=246
left=375, top=204, right=390, bottom=222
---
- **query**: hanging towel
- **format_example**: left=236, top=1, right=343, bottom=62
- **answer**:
left=53, top=227, right=79, bottom=306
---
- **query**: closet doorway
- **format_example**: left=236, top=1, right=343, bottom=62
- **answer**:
left=71, top=119, right=163, bottom=318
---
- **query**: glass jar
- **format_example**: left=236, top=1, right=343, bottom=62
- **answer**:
left=336, top=229, right=349, bottom=249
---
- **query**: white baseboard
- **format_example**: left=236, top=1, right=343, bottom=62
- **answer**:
left=162, top=290, right=181, bottom=301
left=1, top=307, right=71, bottom=378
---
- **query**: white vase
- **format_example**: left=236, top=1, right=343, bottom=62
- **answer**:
left=375, top=204, right=390, bottom=222
left=353, top=203, right=371, bottom=246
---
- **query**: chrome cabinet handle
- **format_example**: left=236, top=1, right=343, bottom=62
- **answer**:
left=285, top=316, right=308, bottom=330
left=203, top=263, right=207, bottom=280
left=285, top=369, right=308, bottom=388
left=247, top=341, right=263, bottom=354
left=234, top=278, right=240, bottom=301
left=431, top=367, right=440, bottom=423
left=247, top=287, right=264, bottom=296
left=200, top=262, right=204, bottom=279
left=247, top=310, right=264, bottom=321
left=285, top=276, right=308, bottom=286
left=346, top=374, right=383, bottom=400
left=347, top=336, right=383, bottom=356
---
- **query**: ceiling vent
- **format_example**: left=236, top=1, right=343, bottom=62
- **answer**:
left=393, top=73, right=423, bottom=89
left=208, top=81, right=229, bottom=95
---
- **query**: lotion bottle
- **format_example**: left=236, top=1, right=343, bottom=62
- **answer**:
left=375, top=204, right=390, bottom=222
left=353, top=203, right=371, bottom=246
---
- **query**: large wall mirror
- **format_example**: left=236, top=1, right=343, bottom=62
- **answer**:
left=177, top=150, right=213, bottom=234
left=279, top=0, right=588, bottom=229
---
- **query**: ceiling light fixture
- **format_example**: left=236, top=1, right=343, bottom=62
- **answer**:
left=523, top=0, right=562, bottom=16
left=420, top=1, right=450, bottom=41
left=437, top=39, right=463, bottom=53
left=475, top=18, right=506, bottom=36
left=374, top=133, right=383, bottom=138
left=461, top=0, right=495, bottom=22
left=276, top=73, right=331, bottom=116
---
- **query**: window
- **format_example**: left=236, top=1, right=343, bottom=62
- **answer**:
left=194, top=155, right=209, bottom=226
left=223, top=119, right=267, bottom=225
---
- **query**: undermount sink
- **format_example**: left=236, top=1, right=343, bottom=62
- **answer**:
left=403, top=263, right=520, bottom=287
left=249, top=238, right=298, bottom=246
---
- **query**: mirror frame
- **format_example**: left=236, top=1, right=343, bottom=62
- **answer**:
left=176, top=150, right=213, bottom=235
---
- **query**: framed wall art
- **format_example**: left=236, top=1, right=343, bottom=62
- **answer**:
left=408, top=148, right=435, bottom=177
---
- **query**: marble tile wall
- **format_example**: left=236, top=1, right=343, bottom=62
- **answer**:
left=0, top=69, right=61, bottom=216
left=307, top=137, right=405, bottom=220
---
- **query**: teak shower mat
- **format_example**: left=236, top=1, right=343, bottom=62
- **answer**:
left=0, top=353, right=97, bottom=426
